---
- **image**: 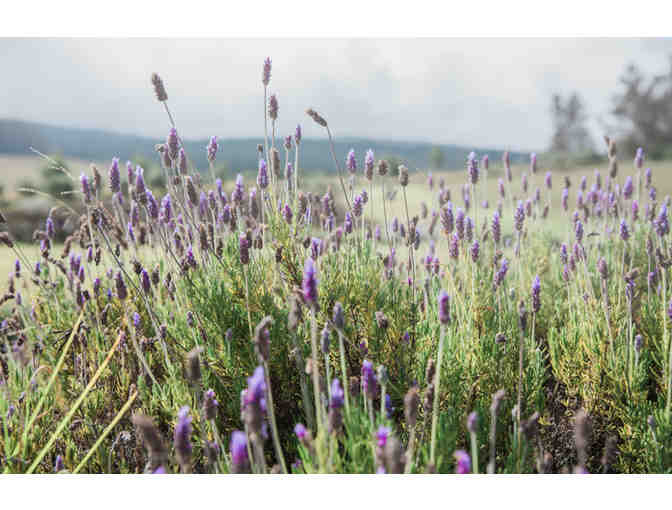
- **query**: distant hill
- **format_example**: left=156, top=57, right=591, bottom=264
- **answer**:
left=0, top=119, right=527, bottom=174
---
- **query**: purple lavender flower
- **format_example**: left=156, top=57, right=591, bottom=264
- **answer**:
left=491, top=211, right=501, bottom=244
left=494, top=258, right=509, bottom=288
left=347, top=149, right=357, bottom=174
left=294, top=423, right=307, bottom=440
left=203, top=389, right=219, bottom=420
left=80, top=173, right=91, bottom=203
left=471, top=240, right=480, bottom=262
left=498, top=178, right=505, bottom=198
left=141, top=268, right=151, bottom=294
left=530, top=153, right=537, bottom=174
left=230, top=430, right=249, bottom=473
left=437, top=290, right=451, bottom=324
left=344, top=212, right=353, bottom=234
left=239, top=234, right=250, bottom=265
left=645, top=167, right=652, bottom=188
left=132, top=312, right=141, bottom=330
left=623, top=176, right=633, bottom=199
left=160, top=194, right=172, bottom=224
left=146, top=190, right=159, bottom=220
left=656, top=204, right=669, bottom=237
left=449, top=232, right=459, bottom=259
left=632, top=200, right=639, bottom=221
left=268, top=94, right=278, bottom=121
left=353, top=194, right=363, bottom=218
left=428, top=171, right=434, bottom=190
left=454, top=450, right=471, bottom=474
left=244, top=366, right=267, bottom=408
left=560, top=243, right=568, bottom=264
left=467, top=151, right=479, bottom=184
left=465, top=217, right=473, bottom=242
left=173, top=406, right=193, bottom=471
left=482, top=154, right=489, bottom=170
left=361, top=360, right=377, bottom=399
left=531, top=275, right=541, bottom=314
left=619, top=219, right=630, bottom=241
left=177, top=148, right=187, bottom=175
left=597, top=257, right=608, bottom=281
left=232, top=174, right=244, bottom=204
left=575, top=220, right=584, bottom=243
left=291, top=123, right=301, bottom=146
left=330, top=378, right=345, bottom=409
left=262, top=57, right=272, bottom=86
left=115, top=271, right=127, bottom=301
left=456, top=208, right=465, bottom=239
left=545, top=171, right=552, bottom=189
left=135, top=166, right=146, bottom=200
left=54, top=455, right=64, bottom=473
left=522, top=173, right=528, bottom=193
left=365, top=149, right=374, bottom=181
left=165, top=128, right=179, bottom=161
left=562, top=188, right=569, bottom=211
left=257, top=159, right=269, bottom=189
left=514, top=201, right=525, bottom=232
left=108, top=157, right=121, bottom=194
left=441, top=203, right=454, bottom=234
left=302, top=257, right=318, bottom=307
left=206, top=136, right=218, bottom=163
left=635, top=147, right=644, bottom=169
left=376, top=426, right=390, bottom=447
left=282, top=204, right=293, bottom=224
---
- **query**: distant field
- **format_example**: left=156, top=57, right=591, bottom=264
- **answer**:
left=0, top=154, right=105, bottom=200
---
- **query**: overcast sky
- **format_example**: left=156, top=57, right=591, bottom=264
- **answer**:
left=1, top=38, right=671, bottom=151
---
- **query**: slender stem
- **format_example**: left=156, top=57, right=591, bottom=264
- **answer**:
left=488, top=409, right=498, bottom=474
left=430, top=325, right=446, bottom=465
left=470, top=431, right=479, bottom=474
left=262, top=360, right=288, bottom=473
left=337, top=330, right=350, bottom=416
left=325, top=126, right=353, bottom=212
left=309, top=309, right=322, bottom=431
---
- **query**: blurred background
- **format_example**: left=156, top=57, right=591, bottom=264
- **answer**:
left=1, top=38, right=672, bottom=241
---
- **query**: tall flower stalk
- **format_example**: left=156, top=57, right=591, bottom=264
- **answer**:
left=430, top=290, right=450, bottom=466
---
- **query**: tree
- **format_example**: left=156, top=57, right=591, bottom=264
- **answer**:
left=610, top=56, right=672, bottom=158
left=430, top=146, right=444, bottom=169
left=549, top=92, right=594, bottom=155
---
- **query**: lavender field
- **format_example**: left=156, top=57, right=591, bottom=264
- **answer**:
left=2, top=57, right=672, bottom=475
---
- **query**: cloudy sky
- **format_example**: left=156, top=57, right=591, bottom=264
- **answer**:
left=1, top=38, right=670, bottom=151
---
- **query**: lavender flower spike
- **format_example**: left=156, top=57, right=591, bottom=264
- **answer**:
left=207, top=136, right=218, bottom=163
left=257, top=158, right=269, bottom=189
left=302, top=257, right=319, bottom=308
left=262, top=57, right=272, bottom=87
left=347, top=149, right=357, bottom=174
left=438, top=290, right=451, bottom=324
left=455, top=450, right=472, bottom=474
left=174, top=406, right=193, bottom=471
left=109, top=157, right=121, bottom=193
left=531, top=275, right=541, bottom=314
left=230, top=430, right=249, bottom=473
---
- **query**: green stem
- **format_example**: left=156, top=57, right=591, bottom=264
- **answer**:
left=430, top=325, right=446, bottom=466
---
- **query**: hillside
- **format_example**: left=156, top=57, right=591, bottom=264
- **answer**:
left=0, top=118, right=526, bottom=173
